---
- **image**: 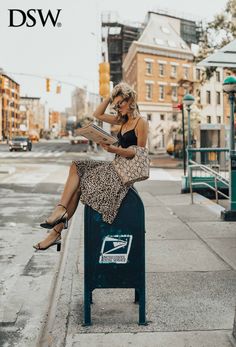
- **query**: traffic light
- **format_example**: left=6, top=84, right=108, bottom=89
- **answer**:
left=46, top=78, right=50, bottom=92
left=99, top=62, right=110, bottom=98
left=56, top=83, right=61, bottom=94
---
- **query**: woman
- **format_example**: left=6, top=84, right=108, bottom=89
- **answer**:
left=33, top=82, right=148, bottom=250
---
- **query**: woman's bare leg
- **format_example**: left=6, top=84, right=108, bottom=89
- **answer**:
left=35, top=189, right=81, bottom=249
left=45, top=163, right=80, bottom=224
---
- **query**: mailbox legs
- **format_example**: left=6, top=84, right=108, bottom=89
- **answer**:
left=137, top=287, right=147, bottom=325
left=84, top=287, right=92, bottom=326
left=134, top=289, right=139, bottom=303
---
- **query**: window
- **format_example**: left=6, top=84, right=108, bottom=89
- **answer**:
left=217, top=116, right=221, bottom=123
left=146, top=84, right=152, bottom=100
left=161, top=26, right=170, bottom=34
left=196, top=68, right=201, bottom=80
left=146, top=62, right=152, bottom=75
left=172, top=86, right=177, bottom=100
left=159, top=85, right=165, bottom=100
left=171, top=65, right=177, bottom=78
left=207, top=116, right=211, bottom=124
left=160, top=114, right=165, bottom=121
left=216, top=71, right=221, bottom=82
left=184, top=67, right=189, bottom=79
left=147, top=113, right=152, bottom=121
left=216, top=91, right=221, bottom=105
left=206, top=91, right=211, bottom=104
left=154, top=38, right=164, bottom=45
left=196, top=89, right=201, bottom=103
left=159, top=64, right=164, bottom=76
left=172, top=114, right=177, bottom=121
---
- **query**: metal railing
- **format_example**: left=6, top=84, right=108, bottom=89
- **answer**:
left=188, top=148, right=230, bottom=182
left=187, top=148, right=230, bottom=204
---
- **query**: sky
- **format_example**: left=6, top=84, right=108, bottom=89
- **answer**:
left=0, top=0, right=229, bottom=112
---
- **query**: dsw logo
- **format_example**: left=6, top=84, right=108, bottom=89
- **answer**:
left=8, top=9, right=62, bottom=27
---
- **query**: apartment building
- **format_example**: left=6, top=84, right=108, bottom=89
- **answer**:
left=72, top=87, right=100, bottom=123
left=19, top=96, right=45, bottom=138
left=123, top=12, right=195, bottom=152
left=193, top=67, right=226, bottom=148
left=0, top=72, right=20, bottom=141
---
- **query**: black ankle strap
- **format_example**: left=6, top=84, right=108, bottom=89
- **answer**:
left=53, top=227, right=61, bottom=234
left=57, top=203, right=67, bottom=211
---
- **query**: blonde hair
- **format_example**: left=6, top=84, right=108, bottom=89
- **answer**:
left=110, top=82, right=139, bottom=123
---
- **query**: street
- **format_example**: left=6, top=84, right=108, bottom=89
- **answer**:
left=0, top=141, right=235, bottom=347
left=0, top=139, right=91, bottom=159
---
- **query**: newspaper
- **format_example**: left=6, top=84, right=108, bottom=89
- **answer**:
left=76, top=123, right=118, bottom=145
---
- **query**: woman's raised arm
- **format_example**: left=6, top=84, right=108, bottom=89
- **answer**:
left=93, top=97, right=120, bottom=125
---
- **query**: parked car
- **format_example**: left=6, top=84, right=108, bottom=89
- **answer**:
left=70, top=136, right=89, bottom=152
left=9, top=137, right=32, bottom=151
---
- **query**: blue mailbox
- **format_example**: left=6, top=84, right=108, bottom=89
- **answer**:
left=83, top=187, right=146, bottom=325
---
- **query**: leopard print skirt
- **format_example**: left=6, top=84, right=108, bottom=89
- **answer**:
left=72, top=159, right=129, bottom=224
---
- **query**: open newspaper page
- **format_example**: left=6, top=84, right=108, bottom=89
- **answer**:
left=76, top=123, right=118, bottom=145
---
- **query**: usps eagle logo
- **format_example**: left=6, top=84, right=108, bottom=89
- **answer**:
left=99, top=235, right=133, bottom=264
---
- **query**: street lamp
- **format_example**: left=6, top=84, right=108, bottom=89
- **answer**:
left=177, top=102, right=186, bottom=176
left=223, top=76, right=236, bottom=151
left=221, top=75, right=236, bottom=220
left=183, top=93, right=195, bottom=163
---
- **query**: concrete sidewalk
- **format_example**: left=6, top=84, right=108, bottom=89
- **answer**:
left=39, top=180, right=236, bottom=347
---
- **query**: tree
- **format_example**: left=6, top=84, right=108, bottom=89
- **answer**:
left=196, top=0, right=236, bottom=76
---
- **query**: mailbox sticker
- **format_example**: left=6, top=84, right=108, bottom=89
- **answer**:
left=99, top=235, right=133, bottom=264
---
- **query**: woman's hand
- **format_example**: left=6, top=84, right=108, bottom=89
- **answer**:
left=100, top=143, right=117, bottom=153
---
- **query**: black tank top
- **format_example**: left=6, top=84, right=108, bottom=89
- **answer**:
left=117, top=117, right=141, bottom=148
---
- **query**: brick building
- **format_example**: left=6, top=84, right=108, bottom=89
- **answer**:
left=123, top=12, right=195, bottom=152
left=0, top=72, right=20, bottom=141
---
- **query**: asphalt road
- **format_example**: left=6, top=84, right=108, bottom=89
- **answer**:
left=0, top=139, right=89, bottom=153
left=0, top=139, right=106, bottom=165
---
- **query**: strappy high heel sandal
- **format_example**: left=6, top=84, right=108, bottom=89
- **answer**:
left=33, top=227, right=62, bottom=252
left=40, top=203, right=68, bottom=230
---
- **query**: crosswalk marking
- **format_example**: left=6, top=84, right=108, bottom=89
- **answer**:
left=0, top=153, right=9, bottom=158
left=0, top=151, right=66, bottom=158
left=32, top=153, right=43, bottom=157
left=43, top=152, right=53, bottom=157
left=54, top=151, right=65, bottom=157
left=0, top=150, right=89, bottom=158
